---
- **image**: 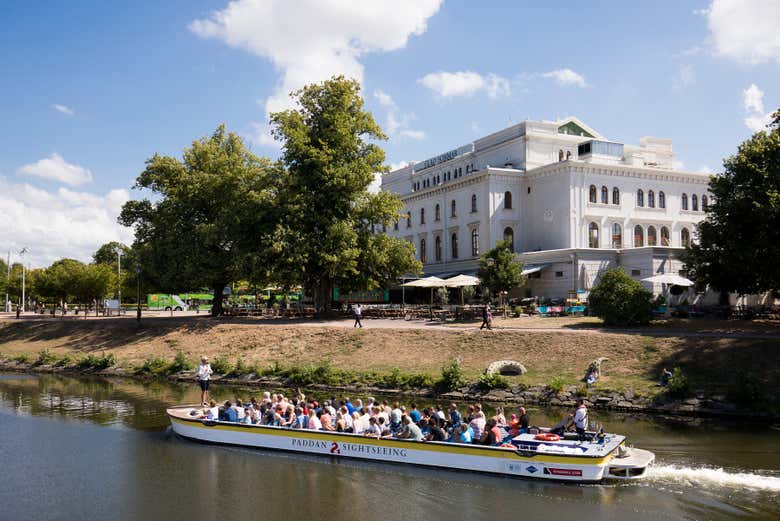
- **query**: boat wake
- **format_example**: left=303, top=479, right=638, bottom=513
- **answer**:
left=648, top=464, right=780, bottom=492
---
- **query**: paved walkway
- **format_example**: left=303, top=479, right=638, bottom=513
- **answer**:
left=2, top=312, right=779, bottom=339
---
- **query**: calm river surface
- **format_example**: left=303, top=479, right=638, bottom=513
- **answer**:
left=0, top=372, right=778, bottom=521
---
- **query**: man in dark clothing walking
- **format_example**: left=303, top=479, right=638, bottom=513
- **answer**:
left=479, top=303, right=492, bottom=330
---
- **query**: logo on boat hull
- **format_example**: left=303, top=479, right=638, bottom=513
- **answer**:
left=330, top=442, right=341, bottom=455
left=526, top=465, right=538, bottom=474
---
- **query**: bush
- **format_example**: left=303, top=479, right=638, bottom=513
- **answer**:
left=588, top=268, right=653, bottom=326
left=77, top=353, right=116, bottom=370
left=210, top=356, right=232, bottom=375
left=547, top=376, right=566, bottom=393
left=229, top=357, right=251, bottom=377
left=436, top=358, right=465, bottom=392
left=284, top=362, right=333, bottom=386
left=54, top=355, right=72, bottom=367
left=477, top=372, right=510, bottom=391
left=732, top=372, right=769, bottom=410
left=168, top=352, right=193, bottom=374
left=514, top=306, right=523, bottom=316
left=666, top=367, right=689, bottom=398
left=13, top=353, right=32, bottom=364
left=34, top=349, right=58, bottom=366
left=136, top=358, right=169, bottom=376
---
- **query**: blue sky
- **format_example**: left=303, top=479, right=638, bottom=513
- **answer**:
left=1, top=0, right=778, bottom=266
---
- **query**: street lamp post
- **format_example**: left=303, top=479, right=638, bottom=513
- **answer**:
left=19, top=247, right=28, bottom=312
left=136, top=266, right=141, bottom=323
left=4, top=250, right=10, bottom=313
left=114, top=246, right=123, bottom=314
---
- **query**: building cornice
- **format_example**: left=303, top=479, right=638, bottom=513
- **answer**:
left=526, top=160, right=711, bottom=184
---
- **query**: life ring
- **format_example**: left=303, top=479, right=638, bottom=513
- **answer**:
left=535, top=433, right=561, bottom=442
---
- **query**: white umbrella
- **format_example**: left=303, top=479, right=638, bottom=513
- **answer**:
left=402, top=276, right=445, bottom=287
left=641, top=274, right=694, bottom=286
left=442, top=274, right=480, bottom=287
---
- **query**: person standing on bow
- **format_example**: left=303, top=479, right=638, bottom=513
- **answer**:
left=197, top=356, right=213, bottom=406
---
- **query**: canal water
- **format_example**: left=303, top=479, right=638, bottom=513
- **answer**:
left=0, top=373, right=778, bottom=521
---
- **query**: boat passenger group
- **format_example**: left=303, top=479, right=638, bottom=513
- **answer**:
left=195, top=357, right=591, bottom=446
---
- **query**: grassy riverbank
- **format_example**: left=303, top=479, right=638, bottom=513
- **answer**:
left=1, top=317, right=778, bottom=411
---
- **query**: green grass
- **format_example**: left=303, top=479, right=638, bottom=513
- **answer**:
left=77, top=353, right=116, bottom=370
left=34, top=349, right=58, bottom=366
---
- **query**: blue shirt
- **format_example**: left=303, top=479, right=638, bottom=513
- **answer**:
left=450, top=410, right=462, bottom=428
left=345, top=402, right=355, bottom=415
left=223, top=407, right=238, bottom=422
left=409, top=409, right=421, bottom=424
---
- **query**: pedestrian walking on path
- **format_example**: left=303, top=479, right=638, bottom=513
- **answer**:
left=479, top=303, right=492, bottom=330
left=353, top=303, right=363, bottom=328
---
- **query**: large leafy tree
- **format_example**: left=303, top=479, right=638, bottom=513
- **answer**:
left=477, top=239, right=525, bottom=300
left=682, top=110, right=780, bottom=296
left=120, top=125, right=278, bottom=316
left=269, top=76, right=419, bottom=312
left=92, top=242, right=143, bottom=301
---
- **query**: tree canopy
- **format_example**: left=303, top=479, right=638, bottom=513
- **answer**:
left=476, top=239, right=525, bottom=300
left=682, top=109, right=780, bottom=296
left=269, top=76, right=419, bottom=311
left=119, top=125, right=279, bottom=316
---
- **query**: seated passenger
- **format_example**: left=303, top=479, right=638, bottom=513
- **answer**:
left=351, top=412, right=365, bottom=434
left=517, top=407, right=530, bottom=434
left=335, top=411, right=348, bottom=432
left=222, top=401, right=238, bottom=422
left=376, top=416, right=390, bottom=436
left=208, top=400, right=219, bottom=420
left=456, top=423, right=473, bottom=444
left=395, top=415, right=423, bottom=441
left=449, top=403, right=462, bottom=429
left=424, top=419, right=448, bottom=442
left=320, top=410, right=335, bottom=431
left=494, top=407, right=507, bottom=427
left=306, top=409, right=322, bottom=430
left=292, top=407, right=307, bottom=429
left=364, top=416, right=382, bottom=437
left=481, top=418, right=501, bottom=446
left=233, top=400, right=246, bottom=422
left=507, top=414, right=520, bottom=437
left=241, top=408, right=253, bottom=424
left=469, top=413, right=485, bottom=442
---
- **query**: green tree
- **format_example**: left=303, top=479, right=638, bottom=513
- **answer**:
left=682, top=110, right=780, bottom=296
left=476, top=239, right=525, bottom=300
left=588, top=268, right=653, bottom=326
left=72, top=263, right=114, bottom=305
left=36, top=259, right=91, bottom=302
left=92, top=242, right=142, bottom=302
left=119, top=125, right=279, bottom=316
left=269, top=76, right=420, bottom=312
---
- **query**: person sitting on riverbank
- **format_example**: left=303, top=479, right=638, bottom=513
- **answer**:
left=659, top=367, right=673, bottom=387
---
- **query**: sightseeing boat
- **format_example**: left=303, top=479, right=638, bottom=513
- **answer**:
left=167, top=405, right=654, bottom=482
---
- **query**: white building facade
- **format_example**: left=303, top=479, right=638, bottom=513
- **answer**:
left=381, top=117, right=711, bottom=299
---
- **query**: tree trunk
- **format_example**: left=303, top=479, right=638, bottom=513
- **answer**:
left=211, top=282, right=226, bottom=317
left=312, top=278, right=334, bottom=317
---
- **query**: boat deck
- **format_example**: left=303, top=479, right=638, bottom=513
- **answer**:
left=511, top=433, right=625, bottom=457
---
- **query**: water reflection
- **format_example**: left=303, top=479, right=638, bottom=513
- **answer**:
left=0, top=372, right=778, bottom=521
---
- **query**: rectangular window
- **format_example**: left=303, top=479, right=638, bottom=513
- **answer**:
left=631, top=269, right=641, bottom=276
left=555, top=271, right=564, bottom=278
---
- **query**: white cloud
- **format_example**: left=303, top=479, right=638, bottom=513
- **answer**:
left=372, top=89, right=425, bottom=140
left=705, top=0, right=780, bottom=64
left=541, top=68, right=588, bottom=87
left=17, top=153, right=93, bottom=186
left=0, top=176, right=133, bottom=267
left=245, top=122, right=280, bottom=149
left=52, top=104, right=75, bottom=116
left=190, top=0, right=442, bottom=146
left=418, top=71, right=511, bottom=99
left=697, top=165, right=714, bottom=174
left=673, top=64, right=695, bottom=88
left=742, top=83, right=773, bottom=132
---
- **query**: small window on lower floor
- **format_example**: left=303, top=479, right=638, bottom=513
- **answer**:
left=555, top=271, right=564, bottom=278
left=631, top=269, right=641, bottom=276
left=530, top=272, right=541, bottom=279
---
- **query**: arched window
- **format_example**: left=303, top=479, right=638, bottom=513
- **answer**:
left=588, top=222, right=599, bottom=248
left=420, top=239, right=426, bottom=263
left=701, top=195, right=708, bottom=211
left=435, top=204, right=440, bottom=221
left=420, top=207, right=425, bottom=224
left=612, top=187, right=620, bottom=205
left=636, top=189, right=644, bottom=207
left=611, top=223, right=622, bottom=248
left=589, top=185, right=597, bottom=203
left=647, top=226, right=657, bottom=246
left=471, top=228, right=479, bottom=256
left=648, top=190, right=655, bottom=208
left=601, top=186, right=608, bottom=204
left=451, top=200, right=457, bottom=217
left=691, top=194, right=699, bottom=212
left=504, top=191, right=512, bottom=209
left=566, top=150, right=572, bottom=160
left=558, top=149, right=564, bottom=161
left=634, top=225, right=644, bottom=247
left=451, top=233, right=458, bottom=259
left=503, top=227, right=515, bottom=253
left=658, top=191, right=666, bottom=209
left=681, top=193, right=688, bottom=210
left=406, top=213, right=411, bottom=228
left=471, top=194, right=477, bottom=213
left=660, top=226, right=670, bottom=246
left=681, top=228, right=690, bottom=248
left=434, top=236, right=442, bottom=261
left=394, top=220, right=399, bottom=231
